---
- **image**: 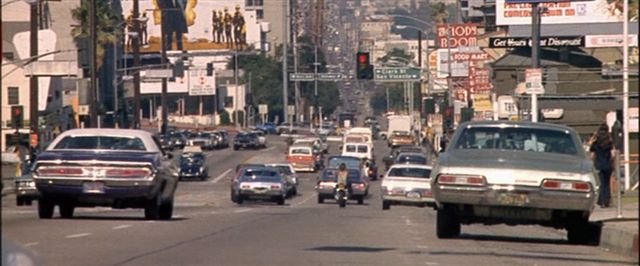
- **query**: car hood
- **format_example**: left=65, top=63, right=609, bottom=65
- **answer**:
left=180, top=164, right=203, bottom=171
left=36, top=150, right=158, bottom=165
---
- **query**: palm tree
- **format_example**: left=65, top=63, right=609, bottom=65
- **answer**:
left=430, top=2, right=449, bottom=24
left=70, top=0, right=121, bottom=68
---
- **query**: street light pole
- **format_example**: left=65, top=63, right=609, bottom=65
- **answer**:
left=530, top=3, right=541, bottom=122
left=314, top=43, right=318, bottom=130
left=160, top=7, right=168, bottom=134
left=29, top=0, right=39, bottom=149
left=133, top=0, right=141, bottom=129
left=89, top=0, right=99, bottom=128
left=282, top=0, right=290, bottom=124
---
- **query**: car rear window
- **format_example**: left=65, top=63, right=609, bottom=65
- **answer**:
left=388, top=167, right=431, bottom=178
left=291, top=148, right=311, bottom=155
left=454, top=127, right=578, bottom=155
left=327, top=157, right=361, bottom=169
left=397, top=155, right=427, bottom=164
left=345, top=145, right=357, bottom=152
left=54, top=136, right=146, bottom=151
left=357, top=145, right=368, bottom=153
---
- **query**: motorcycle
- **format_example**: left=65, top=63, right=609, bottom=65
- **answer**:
left=335, top=183, right=348, bottom=208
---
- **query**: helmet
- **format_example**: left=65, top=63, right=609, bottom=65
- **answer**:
left=339, top=163, right=346, bottom=171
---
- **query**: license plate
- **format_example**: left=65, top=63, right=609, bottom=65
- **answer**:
left=406, top=192, right=421, bottom=198
left=83, top=182, right=105, bottom=193
left=497, top=193, right=528, bottom=206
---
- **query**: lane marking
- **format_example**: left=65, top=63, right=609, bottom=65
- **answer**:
left=210, top=168, right=232, bottom=184
left=24, top=242, right=39, bottom=247
left=65, top=233, right=91, bottom=239
left=292, top=193, right=316, bottom=208
left=416, top=245, right=429, bottom=249
left=233, top=208, right=252, bottom=213
left=112, top=224, right=131, bottom=230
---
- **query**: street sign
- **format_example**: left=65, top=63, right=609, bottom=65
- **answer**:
left=258, top=104, right=268, bottom=115
left=143, top=69, right=173, bottom=79
left=374, top=67, right=420, bottom=81
left=189, top=69, right=216, bottom=96
left=287, top=105, right=295, bottom=114
left=289, top=73, right=315, bottom=81
left=78, top=105, right=89, bottom=115
left=525, top=68, right=544, bottom=94
left=317, top=73, right=343, bottom=81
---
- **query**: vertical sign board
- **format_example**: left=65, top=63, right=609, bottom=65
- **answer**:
left=189, top=69, right=216, bottom=96
left=525, top=68, right=544, bottom=94
left=258, top=104, right=268, bottom=115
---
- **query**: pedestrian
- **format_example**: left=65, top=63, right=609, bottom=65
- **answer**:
left=589, top=123, right=616, bottom=208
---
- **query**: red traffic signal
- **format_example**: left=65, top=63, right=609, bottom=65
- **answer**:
left=11, top=105, right=24, bottom=129
left=356, top=52, right=373, bottom=80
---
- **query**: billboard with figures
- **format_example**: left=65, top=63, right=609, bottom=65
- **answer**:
left=121, top=0, right=260, bottom=53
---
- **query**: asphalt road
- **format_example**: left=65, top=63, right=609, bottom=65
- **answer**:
left=1, top=135, right=636, bottom=266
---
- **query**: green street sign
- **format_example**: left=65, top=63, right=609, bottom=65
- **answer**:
left=317, top=73, right=343, bottom=81
left=289, top=73, right=315, bottom=81
left=374, top=67, right=420, bottom=81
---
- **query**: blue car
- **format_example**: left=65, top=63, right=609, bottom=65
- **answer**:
left=255, top=122, right=277, bottom=134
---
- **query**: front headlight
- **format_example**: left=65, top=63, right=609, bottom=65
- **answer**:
left=200, top=167, right=205, bottom=173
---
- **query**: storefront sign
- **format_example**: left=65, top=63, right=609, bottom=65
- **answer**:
left=437, top=24, right=478, bottom=48
left=488, top=36, right=584, bottom=48
left=585, top=35, right=639, bottom=48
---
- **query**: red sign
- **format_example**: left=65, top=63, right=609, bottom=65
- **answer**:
left=30, top=133, right=38, bottom=147
left=437, top=24, right=478, bottom=48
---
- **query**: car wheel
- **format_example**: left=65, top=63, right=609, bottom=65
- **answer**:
left=158, top=197, right=174, bottom=220
left=231, top=190, right=237, bottom=203
left=292, top=187, right=297, bottom=196
left=233, top=146, right=239, bottom=151
left=59, top=203, right=75, bottom=218
left=25, top=199, right=33, bottom=206
left=566, top=213, right=596, bottom=245
left=276, top=196, right=285, bottom=205
left=144, top=195, right=161, bottom=220
left=382, top=201, right=390, bottom=210
left=436, top=204, right=460, bottom=239
left=357, top=197, right=364, bottom=205
left=38, top=197, right=55, bottom=219
left=236, top=195, right=244, bottom=204
left=317, top=196, right=324, bottom=204
left=16, top=197, right=24, bottom=206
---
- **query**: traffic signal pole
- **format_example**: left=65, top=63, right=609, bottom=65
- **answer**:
left=29, top=1, right=39, bottom=150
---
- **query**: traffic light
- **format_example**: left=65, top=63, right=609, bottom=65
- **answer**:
left=11, top=105, right=24, bottom=129
left=423, top=97, right=435, bottom=115
left=356, top=52, right=373, bottom=80
left=206, top=62, right=214, bottom=76
left=174, top=60, right=185, bottom=78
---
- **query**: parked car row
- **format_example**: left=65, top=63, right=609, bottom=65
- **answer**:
left=157, top=129, right=230, bottom=151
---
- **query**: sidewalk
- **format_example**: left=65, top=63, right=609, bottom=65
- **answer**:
left=590, top=190, right=639, bottom=260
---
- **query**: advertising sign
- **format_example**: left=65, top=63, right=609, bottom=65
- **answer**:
left=121, top=0, right=260, bottom=53
left=472, top=93, right=493, bottom=112
left=488, top=36, right=584, bottom=48
left=585, top=35, right=639, bottom=48
left=188, top=69, right=216, bottom=96
left=436, top=24, right=478, bottom=48
left=525, top=68, right=544, bottom=94
left=436, top=49, right=469, bottom=78
left=496, top=0, right=625, bottom=25
left=258, top=104, right=268, bottom=115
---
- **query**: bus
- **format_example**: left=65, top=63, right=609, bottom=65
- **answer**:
left=338, top=112, right=356, bottom=131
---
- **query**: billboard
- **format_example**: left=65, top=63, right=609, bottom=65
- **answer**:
left=121, top=0, right=260, bottom=52
left=136, top=69, right=214, bottom=95
left=496, top=0, right=625, bottom=25
left=436, top=24, right=478, bottom=48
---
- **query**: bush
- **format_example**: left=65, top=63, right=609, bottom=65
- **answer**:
left=219, top=110, right=231, bottom=125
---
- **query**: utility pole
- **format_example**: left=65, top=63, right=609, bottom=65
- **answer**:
left=292, top=2, right=300, bottom=124
left=234, top=51, right=239, bottom=128
left=30, top=0, right=38, bottom=149
left=133, top=0, right=141, bottom=128
left=282, top=0, right=290, bottom=124
left=160, top=6, right=168, bottom=134
left=530, top=3, right=541, bottom=122
left=89, top=0, right=99, bottom=128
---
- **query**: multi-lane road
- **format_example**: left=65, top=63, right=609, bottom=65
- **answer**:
left=1, top=134, right=636, bottom=265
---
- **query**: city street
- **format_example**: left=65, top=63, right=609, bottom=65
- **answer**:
left=1, top=135, right=636, bottom=266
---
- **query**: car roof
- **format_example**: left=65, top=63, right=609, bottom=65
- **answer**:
left=388, top=164, right=432, bottom=170
left=46, top=128, right=159, bottom=152
left=458, top=120, right=574, bottom=132
left=397, top=152, right=426, bottom=157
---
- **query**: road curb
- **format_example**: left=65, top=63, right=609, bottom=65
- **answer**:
left=599, top=220, right=639, bottom=260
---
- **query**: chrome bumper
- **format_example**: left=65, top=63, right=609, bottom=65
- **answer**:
left=432, top=184, right=596, bottom=211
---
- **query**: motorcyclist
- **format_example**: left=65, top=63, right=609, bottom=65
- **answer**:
left=337, top=163, right=348, bottom=190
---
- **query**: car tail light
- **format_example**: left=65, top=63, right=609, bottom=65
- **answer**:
left=422, top=190, right=433, bottom=197
left=36, top=167, right=84, bottom=176
left=241, top=184, right=250, bottom=189
left=542, top=179, right=591, bottom=192
left=352, top=183, right=366, bottom=189
left=270, top=185, right=281, bottom=190
left=437, top=175, right=486, bottom=186
left=368, top=169, right=373, bottom=175
left=105, top=168, right=151, bottom=178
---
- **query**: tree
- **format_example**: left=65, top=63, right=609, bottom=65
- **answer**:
left=430, top=2, right=450, bottom=24
left=70, top=0, right=121, bottom=68
left=378, top=48, right=414, bottom=65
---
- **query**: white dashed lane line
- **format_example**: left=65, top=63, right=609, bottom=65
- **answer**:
left=24, top=242, right=39, bottom=247
left=65, top=233, right=91, bottom=239
left=210, top=168, right=232, bottom=184
left=112, top=224, right=131, bottom=230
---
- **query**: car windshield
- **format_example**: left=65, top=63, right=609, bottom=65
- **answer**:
left=180, top=157, right=202, bottom=165
left=392, top=131, right=410, bottom=136
left=271, top=165, right=293, bottom=175
left=327, top=157, right=361, bottom=169
left=397, top=155, right=427, bottom=164
left=388, top=167, right=431, bottom=178
left=196, top=133, right=211, bottom=138
left=53, top=136, right=146, bottom=151
left=290, top=148, right=311, bottom=155
left=357, top=145, right=368, bottom=153
left=453, top=126, right=578, bottom=155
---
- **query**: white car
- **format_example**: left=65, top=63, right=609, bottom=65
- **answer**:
left=251, top=130, right=267, bottom=148
left=381, top=164, right=434, bottom=210
left=341, top=142, right=372, bottom=160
